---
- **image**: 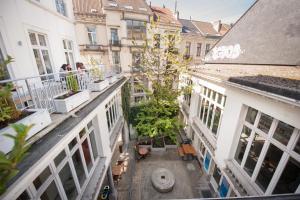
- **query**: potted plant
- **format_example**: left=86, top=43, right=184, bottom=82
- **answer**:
left=53, top=73, right=90, bottom=113
left=0, top=57, right=51, bottom=154
left=151, top=136, right=166, bottom=151
left=89, top=67, right=109, bottom=92
left=0, top=123, right=33, bottom=194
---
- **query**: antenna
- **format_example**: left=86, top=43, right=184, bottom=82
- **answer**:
left=174, top=0, right=177, bottom=13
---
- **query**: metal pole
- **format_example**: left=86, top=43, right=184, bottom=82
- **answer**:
left=107, top=165, right=118, bottom=200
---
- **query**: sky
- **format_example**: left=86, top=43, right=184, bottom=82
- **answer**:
left=147, top=0, right=256, bottom=24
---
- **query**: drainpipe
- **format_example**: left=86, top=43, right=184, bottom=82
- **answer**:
left=107, top=166, right=118, bottom=200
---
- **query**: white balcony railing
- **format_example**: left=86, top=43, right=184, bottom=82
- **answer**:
left=0, top=68, right=122, bottom=114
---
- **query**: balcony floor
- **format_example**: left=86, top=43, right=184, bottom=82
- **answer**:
left=113, top=143, right=216, bottom=200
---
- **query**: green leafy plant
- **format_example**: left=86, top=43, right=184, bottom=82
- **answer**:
left=0, top=123, right=33, bottom=195
left=0, top=56, right=21, bottom=124
left=131, top=18, right=190, bottom=143
left=66, top=73, right=79, bottom=93
left=90, top=66, right=103, bottom=81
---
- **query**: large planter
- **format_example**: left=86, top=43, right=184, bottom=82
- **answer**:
left=89, top=79, right=109, bottom=92
left=108, top=76, right=117, bottom=84
left=0, top=109, right=52, bottom=154
left=151, top=138, right=166, bottom=151
left=54, top=90, right=90, bottom=113
left=164, top=136, right=178, bottom=149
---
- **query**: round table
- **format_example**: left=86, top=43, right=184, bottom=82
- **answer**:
left=138, top=147, right=149, bottom=155
left=151, top=168, right=175, bottom=193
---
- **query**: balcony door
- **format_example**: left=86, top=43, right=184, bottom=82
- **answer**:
left=111, top=28, right=119, bottom=44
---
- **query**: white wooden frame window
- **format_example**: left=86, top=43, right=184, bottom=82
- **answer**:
left=196, top=85, right=226, bottom=137
left=29, top=31, right=53, bottom=75
left=14, top=120, right=100, bottom=200
left=105, top=92, right=121, bottom=133
left=87, top=27, right=97, bottom=45
left=63, top=39, right=75, bottom=69
left=232, top=106, right=300, bottom=195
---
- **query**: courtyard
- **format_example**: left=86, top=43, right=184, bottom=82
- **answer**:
left=110, top=144, right=216, bottom=200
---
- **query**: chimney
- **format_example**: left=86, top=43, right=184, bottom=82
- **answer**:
left=213, top=20, right=221, bottom=32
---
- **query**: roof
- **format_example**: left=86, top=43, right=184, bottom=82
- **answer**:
left=102, top=0, right=152, bottom=15
left=151, top=6, right=181, bottom=27
left=73, top=0, right=103, bottom=15
left=191, top=64, right=300, bottom=101
left=205, top=0, right=300, bottom=66
left=192, top=20, right=220, bottom=36
left=179, top=19, right=201, bottom=34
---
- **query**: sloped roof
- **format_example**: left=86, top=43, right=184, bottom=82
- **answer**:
left=205, top=0, right=300, bottom=66
left=102, top=0, right=152, bottom=15
left=192, top=20, right=220, bottom=36
left=151, top=6, right=181, bottom=27
left=179, top=19, right=201, bottom=34
left=73, top=0, right=103, bottom=15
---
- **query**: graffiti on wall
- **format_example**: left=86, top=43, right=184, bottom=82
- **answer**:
left=206, top=44, right=244, bottom=61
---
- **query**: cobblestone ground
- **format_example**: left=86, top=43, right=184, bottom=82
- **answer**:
left=115, top=143, right=215, bottom=200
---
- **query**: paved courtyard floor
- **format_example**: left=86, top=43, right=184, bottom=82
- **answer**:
left=115, top=144, right=216, bottom=200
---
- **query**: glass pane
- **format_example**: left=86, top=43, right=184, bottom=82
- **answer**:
left=68, top=41, right=72, bottom=50
left=38, top=34, right=46, bottom=46
left=199, top=99, right=205, bottom=120
left=217, top=93, right=222, bottom=104
left=63, top=40, right=67, bottom=49
left=273, top=157, right=300, bottom=194
left=273, top=121, right=294, bottom=146
left=72, top=150, right=86, bottom=187
left=243, top=133, right=265, bottom=176
left=69, top=53, right=74, bottom=69
left=69, top=138, right=77, bottom=150
left=90, top=131, right=98, bottom=159
left=33, top=167, right=52, bottom=190
left=245, top=107, right=258, bottom=124
left=219, top=177, right=230, bottom=197
left=213, top=167, right=222, bottom=184
left=87, top=121, right=93, bottom=130
left=40, top=181, right=61, bottom=200
left=212, top=107, right=221, bottom=135
left=294, top=137, right=300, bottom=154
left=79, top=128, right=86, bottom=138
left=82, top=139, right=92, bottom=171
left=212, top=91, right=216, bottom=101
left=59, top=163, right=78, bottom=200
left=258, top=113, right=273, bottom=134
left=41, top=50, right=53, bottom=74
left=33, top=49, right=45, bottom=75
left=16, top=190, right=30, bottom=200
left=203, top=100, right=209, bottom=123
left=255, top=144, right=283, bottom=191
left=207, top=104, right=214, bottom=129
left=54, top=150, right=66, bottom=166
left=29, top=32, right=37, bottom=45
left=234, top=126, right=252, bottom=164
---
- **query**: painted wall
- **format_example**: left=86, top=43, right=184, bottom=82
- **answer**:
left=0, top=0, right=80, bottom=79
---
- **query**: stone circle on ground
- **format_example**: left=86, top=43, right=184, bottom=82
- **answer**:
left=151, top=168, right=175, bottom=193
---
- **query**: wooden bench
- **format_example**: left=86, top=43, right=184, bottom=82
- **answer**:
left=178, top=147, right=184, bottom=158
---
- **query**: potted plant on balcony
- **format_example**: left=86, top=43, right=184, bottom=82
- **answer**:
left=0, top=57, right=51, bottom=154
left=89, top=67, right=109, bottom=92
left=53, top=73, right=90, bottom=113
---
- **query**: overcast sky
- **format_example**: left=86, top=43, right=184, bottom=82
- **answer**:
left=147, top=0, right=256, bottom=23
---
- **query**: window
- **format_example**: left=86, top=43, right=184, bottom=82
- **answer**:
left=132, top=52, right=142, bottom=67
left=185, top=42, right=191, bottom=56
left=59, top=163, right=78, bottom=200
left=40, top=181, right=61, bottom=200
left=82, top=139, right=92, bottom=171
left=234, top=126, right=251, bottom=164
left=111, top=28, right=119, bottom=42
left=273, top=158, right=300, bottom=194
left=196, top=43, right=202, bottom=56
left=87, top=27, right=97, bottom=45
left=55, top=0, right=67, bottom=16
left=54, top=150, right=66, bottom=166
left=72, top=150, right=86, bottom=186
left=112, top=51, right=120, bottom=65
left=233, top=106, right=300, bottom=194
left=255, top=144, right=283, bottom=191
left=197, top=85, right=225, bottom=136
left=126, top=20, right=146, bottom=40
left=16, top=190, right=30, bottom=200
left=213, top=166, right=222, bottom=185
left=63, top=39, right=74, bottom=69
left=134, top=96, right=144, bottom=103
left=105, top=93, right=121, bottom=132
left=33, top=167, right=52, bottom=190
left=29, top=32, right=53, bottom=75
left=205, top=43, right=211, bottom=54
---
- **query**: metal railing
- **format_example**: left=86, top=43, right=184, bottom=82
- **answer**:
left=0, top=68, right=122, bottom=114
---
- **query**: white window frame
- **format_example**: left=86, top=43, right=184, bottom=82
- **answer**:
left=232, top=106, right=300, bottom=195
left=87, top=27, right=97, bottom=45
left=28, top=31, right=54, bottom=75
left=63, top=39, right=75, bottom=69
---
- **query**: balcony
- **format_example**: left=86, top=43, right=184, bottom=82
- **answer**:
left=109, top=39, right=121, bottom=47
left=79, top=44, right=108, bottom=51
